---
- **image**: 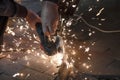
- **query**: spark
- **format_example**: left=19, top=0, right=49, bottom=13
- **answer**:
left=50, top=53, right=64, bottom=66
left=66, top=20, right=72, bottom=26
left=13, top=73, right=24, bottom=77
left=72, top=5, right=76, bottom=8
left=64, top=40, right=67, bottom=43
left=6, top=27, right=15, bottom=36
left=85, top=77, right=88, bottom=80
left=101, top=18, right=106, bottom=21
left=20, top=25, right=23, bottom=31
left=66, top=61, right=73, bottom=69
left=82, top=63, right=87, bottom=67
left=40, top=0, right=43, bottom=2
left=81, top=29, right=84, bottom=32
left=79, top=45, right=83, bottom=49
left=71, top=59, right=75, bottom=63
left=88, top=8, right=93, bottom=12
left=33, top=34, right=38, bottom=40
left=37, top=53, right=40, bottom=56
left=68, top=29, right=72, bottom=32
left=66, top=2, right=69, bottom=6
left=88, top=54, right=92, bottom=56
left=26, top=62, right=30, bottom=66
left=96, top=8, right=104, bottom=16
left=41, top=54, right=47, bottom=60
left=88, top=32, right=92, bottom=36
left=9, top=48, right=13, bottom=51
left=96, top=0, right=99, bottom=2
left=92, top=31, right=95, bottom=34
left=87, top=57, right=91, bottom=60
left=82, top=63, right=91, bottom=69
left=25, top=74, right=30, bottom=78
left=27, top=49, right=31, bottom=54
left=33, top=41, right=39, bottom=44
left=86, top=65, right=90, bottom=69
left=91, top=42, right=96, bottom=46
left=71, top=50, right=76, bottom=55
left=31, top=49, right=34, bottom=52
left=62, top=0, right=65, bottom=2
left=85, top=47, right=90, bottom=53
left=13, top=73, right=20, bottom=77
left=98, top=23, right=102, bottom=25
left=70, top=41, right=73, bottom=44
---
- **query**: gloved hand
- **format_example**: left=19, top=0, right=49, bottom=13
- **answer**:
left=41, top=1, right=59, bottom=36
left=26, top=10, right=41, bottom=29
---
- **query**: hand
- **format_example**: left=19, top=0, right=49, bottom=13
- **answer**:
left=26, top=10, right=41, bottom=29
left=41, top=1, right=59, bottom=36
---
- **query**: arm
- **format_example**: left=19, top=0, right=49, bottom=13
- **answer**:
left=0, top=0, right=41, bottom=29
left=0, top=0, right=27, bottom=17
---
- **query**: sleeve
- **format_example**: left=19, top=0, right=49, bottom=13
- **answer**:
left=0, top=0, right=27, bottom=18
left=43, top=0, right=59, bottom=5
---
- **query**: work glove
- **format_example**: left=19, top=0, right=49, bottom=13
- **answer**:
left=41, top=1, right=59, bottom=36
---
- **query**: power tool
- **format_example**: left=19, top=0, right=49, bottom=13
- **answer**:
left=36, top=23, right=63, bottom=56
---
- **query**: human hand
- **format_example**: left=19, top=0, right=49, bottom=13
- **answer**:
left=41, top=1, right=59, bottom=36
left=26, top=10, right=41, bottom=30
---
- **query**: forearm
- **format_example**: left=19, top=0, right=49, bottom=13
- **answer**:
left=0, top=0, right=27, bottom=18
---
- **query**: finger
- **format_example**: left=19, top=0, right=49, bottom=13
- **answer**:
left=49, top=19, right=59, bottom=35
left=53, top=20, right=59, bottom=32
left=36, top=17, right=41, bottom=24
left=42, top=24, right=51, bottom=36
left=42, top=23, right=47, bottom=34
left=48, top=24, right=55, bottom=35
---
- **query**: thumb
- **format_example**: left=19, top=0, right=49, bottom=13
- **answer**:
left=42, top=24, right=50, bottom=36
left=48, top=22, right=55, bottom=35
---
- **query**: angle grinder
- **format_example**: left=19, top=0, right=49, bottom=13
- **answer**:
left=36, top=23, right=63, bottom=56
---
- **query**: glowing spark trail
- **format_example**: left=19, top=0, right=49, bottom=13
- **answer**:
left=96, top=8, right=104, bottom=16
